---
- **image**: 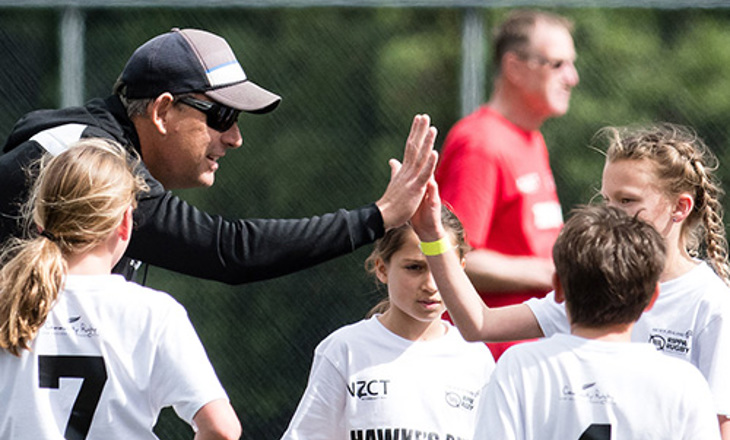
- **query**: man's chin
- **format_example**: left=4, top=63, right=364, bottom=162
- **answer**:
left=199, top=176, right=216, bottom=187
left=550, top=105, right=570, bottom=118
left=174, top=175, right=215, bottom=189
left=195, top=168, right=218, bottom=187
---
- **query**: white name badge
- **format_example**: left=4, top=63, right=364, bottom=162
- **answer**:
left=516, top=172, right=540, bottom=194
left=533, top=201, right=563, bottom=230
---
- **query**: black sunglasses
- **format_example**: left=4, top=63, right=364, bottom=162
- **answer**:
left=178, top=96, right=240, bottom=132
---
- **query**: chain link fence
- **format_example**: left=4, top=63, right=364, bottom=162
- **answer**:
left=3, top=4, right=730, bottom=438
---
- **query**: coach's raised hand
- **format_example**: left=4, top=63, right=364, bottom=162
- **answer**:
left=376, top=114, right=438, bottom=230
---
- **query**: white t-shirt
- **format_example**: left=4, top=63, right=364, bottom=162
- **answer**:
left=526, top=261, right=730, bottom=415
left=280, top=317, right=495, bottom=440
left=477, top=334, right=720, bottom=440
left=0, top=274, right=228, bottom=439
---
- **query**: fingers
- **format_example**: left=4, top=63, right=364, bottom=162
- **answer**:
left=415, top=118, right=435, bottom=167
left=403, top=114, right=433, bottom=168
left=411, top=176, right=445, bottom=242
left=424, top=177, right=442, bottom=218
left=388, top=158, right=402, bottom=180
left=417, top=141, right=438, bottom=185
left=376, top=114, right=438, bottom=230
left=425, top=176, right=439, bottom=204
left=398, top=118, right=438, bottom=198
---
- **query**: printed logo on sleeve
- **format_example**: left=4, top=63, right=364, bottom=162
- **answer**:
left=648, top=328, right=692, bottom=357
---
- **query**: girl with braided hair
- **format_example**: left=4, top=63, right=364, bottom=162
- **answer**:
left=599, top=123, right=729, bottom=282
left=0, top=139, right=241, bottom=440
left=410, top=122, right=730, bottom=438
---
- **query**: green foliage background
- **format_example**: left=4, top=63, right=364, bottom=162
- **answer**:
left=2, top=6, right=730, bottom=439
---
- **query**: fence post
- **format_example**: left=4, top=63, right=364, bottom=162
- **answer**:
left=59, top=6, right=85, bottom=108
left=460, top=7, right=486, bottom=117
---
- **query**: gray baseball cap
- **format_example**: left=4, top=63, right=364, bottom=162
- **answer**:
left=119, top=28, right=281, bottom=114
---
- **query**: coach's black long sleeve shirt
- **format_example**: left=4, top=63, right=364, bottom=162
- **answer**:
left=0, top=95, right=384, bottom=284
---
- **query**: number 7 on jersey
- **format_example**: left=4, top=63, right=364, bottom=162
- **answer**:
left=38, top=355, right=108, bottom=440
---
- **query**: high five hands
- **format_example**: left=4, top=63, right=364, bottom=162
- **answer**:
left=376, top=114, right=438, bottom=230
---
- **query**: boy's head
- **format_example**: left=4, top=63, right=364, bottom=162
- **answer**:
left=553, top=204, right=666, bottom=328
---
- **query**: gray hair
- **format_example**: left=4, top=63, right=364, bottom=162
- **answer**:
left=113, top=77, right=154, bottom=118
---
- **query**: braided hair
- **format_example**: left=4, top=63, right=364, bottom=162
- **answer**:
left=601, top=123, right=729, bottom=283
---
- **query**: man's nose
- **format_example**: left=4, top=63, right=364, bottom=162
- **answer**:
left=221, top=123, right=243, bottom=149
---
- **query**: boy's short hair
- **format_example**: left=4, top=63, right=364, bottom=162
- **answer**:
left=553, top=204, right=666, bottom=327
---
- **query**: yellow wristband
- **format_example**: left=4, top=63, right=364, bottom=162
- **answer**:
left=419, top=236, right=453, bottom=256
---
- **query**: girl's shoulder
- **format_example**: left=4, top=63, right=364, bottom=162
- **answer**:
left=663, top=262, right=730, bottom=301
left=657, top=263, right=730, bottom=326
left=62, top=274, right=185, bottom=321
left=315, top=318, right=385, bottom=352
left=442, top=322, right=495, bottom=359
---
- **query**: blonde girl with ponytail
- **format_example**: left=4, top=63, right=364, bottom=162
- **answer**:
left=0, top=138, right=241, bottom=440
left=0, top=138, right=144, bottom=356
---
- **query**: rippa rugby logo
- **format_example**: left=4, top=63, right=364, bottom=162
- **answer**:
left=648, top=328, right=692, bottom=356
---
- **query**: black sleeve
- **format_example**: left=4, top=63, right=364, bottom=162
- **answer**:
left=126, top=170, right=385, bottom=285
left=1, top=138, right=384, bottom=285
left=0, top=142, right=42, bottom=245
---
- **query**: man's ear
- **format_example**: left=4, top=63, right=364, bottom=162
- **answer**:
left=645, top=283, right=660, bottom=312
left=552, top=272, right=565, bottom=304
left=502, top=51, right=527, bottom=86
left=148, top=92, right=175, bottom=135
left=374, top=258, right=388, bottom=284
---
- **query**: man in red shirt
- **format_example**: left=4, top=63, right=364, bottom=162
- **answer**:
left=436, top=10, right=579, bottom=359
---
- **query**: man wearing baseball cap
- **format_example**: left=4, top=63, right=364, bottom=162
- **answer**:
left=0, top=28, right=437, bottom=283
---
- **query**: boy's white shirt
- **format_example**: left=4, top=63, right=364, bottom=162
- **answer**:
left=477, top=333, right=720, bottom=440
left=527, top=261, right=730, bottom=415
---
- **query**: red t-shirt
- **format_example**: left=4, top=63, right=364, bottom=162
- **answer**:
left=436, top=106, right=563, bottom=358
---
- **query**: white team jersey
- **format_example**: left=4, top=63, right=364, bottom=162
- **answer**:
left=477, top=334, right=720, bottom=440
left=0, top=274, right=228, bottom=439
left=281, top=317, right=495, bottom=440
left=526, top=261, right=730, bottom=415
